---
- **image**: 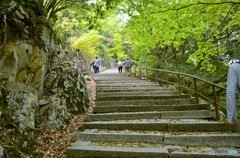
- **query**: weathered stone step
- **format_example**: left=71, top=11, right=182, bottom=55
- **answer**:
left=95, top=78, right=141, bottom=81
left=96, top=98, right=196, bottom=106
left=97, top=94, right=191, bottom=101
left=95, top=78, right=143, bottom=82
left=67, top=141, right=240, bottom=158
left=87, top=110, right=215, bottom=121
left=67, top=141, right=168, bottom=158
left=164, top=133, right=240, bottom=147
left=76, top=131, right=240, bottom=147
left=96, top=83, right=160, bottom=87
left=94, top=73, right=130, bottom=76
left=97, top=91, right=178, bottom=97
left=96, top=80, right=156, bottom=83
left=93, top=104, right=210, bottom=113
left=96, top=93, right=183, bottom=101
left=76, top=131, right=164, bottom=144
left=83, top=121, right=235, bottom=132
left=95, top=77, right=157, bottom=83
left=95, top=75, right=140, bottom=77
left=96, top=87, right=175, bottom=92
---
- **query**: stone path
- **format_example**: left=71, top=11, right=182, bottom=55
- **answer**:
left=67, top=69, right=240, bottom=158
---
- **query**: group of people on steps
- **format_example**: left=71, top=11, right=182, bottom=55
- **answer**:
left=117, top=57, right=131, bottom=75
left=91, top=56, right=132, bottom=75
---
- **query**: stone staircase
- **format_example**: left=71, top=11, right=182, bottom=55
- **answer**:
left=67, top=70, right=240, bottom=158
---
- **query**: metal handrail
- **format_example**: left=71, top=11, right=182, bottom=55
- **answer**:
left=131, top=66, right=229, bottom=120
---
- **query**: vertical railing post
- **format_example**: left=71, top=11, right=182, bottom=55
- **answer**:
left=155, top=70, right=158, bottom=82
left=212, top=85, right=220, bottom=120
left=165, top=72, right=169, bottom=87
left=139, top=68, right=142, bottom=79
left=177, top=74, right=182, bottom=95
left=146, top=68, right=148, bottom=80
left=130, top=66, right=132, bottom=76
left=134, top=67, right=136, bottom=77
left=194, top=78, right=199, bottom=104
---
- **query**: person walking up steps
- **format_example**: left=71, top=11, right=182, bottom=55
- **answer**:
left=124, top=57, right=131, bottom=76
left=91, top=56, right=100, bottom=74
left=117, top=60, right=123, bottom=73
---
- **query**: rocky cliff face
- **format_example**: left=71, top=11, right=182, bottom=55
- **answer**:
left=0, top=1, right=89, bottom=131
left=0, top=40, right=48, bottom=129
left=0, top=1, right=91, bottom=157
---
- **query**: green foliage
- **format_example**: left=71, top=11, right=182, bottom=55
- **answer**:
left=70, top=30, right=101, bottom=58
left=20, top=0, right=240, bottom=82
left=112, top=0, right=240, bottom=84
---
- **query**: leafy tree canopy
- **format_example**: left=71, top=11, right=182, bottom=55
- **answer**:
left=120, top=0, right=240, bottom=71
left=70, top=30, right=101, bottom=58
left=51, top=0, right=240, bottom=83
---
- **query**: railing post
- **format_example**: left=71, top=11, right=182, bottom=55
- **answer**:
left=155, top=70, right=158, bottom=82
left=212, top=85, right=220, bottom=120
left=194, top=78, right=199, bottom=104
left=134, top=67, right=136, bottom=77
left=139, top=68, right=142, bottom=79
left=177, top=74, right=182, bottom=95
left=165, top=72, right=168, bottom=87
left=130, top=67, right=132, bottom=76
left=146, top=68, right=148, bottom=80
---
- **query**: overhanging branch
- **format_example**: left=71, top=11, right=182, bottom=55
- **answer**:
left=151, top=1, right=240, bottom=14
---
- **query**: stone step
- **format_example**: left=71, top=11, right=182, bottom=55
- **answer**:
left=93, top=104, right=211, bottom=113
left=83, top=121, right=235, bottom=132
left=97, top=91, right=178, bottom=97
left=94, top=77, right=142, bottom=81
left=94, top=74, right=137, bottom=77
left=67, top=141, right=240, bottom=158
left=96, top=94, right=184, bottom=101
left=96, top=98, right=196, bottom=106
left=76, top=130, right=240, bottom=147
left=94, top=73, right=144, bottom=77
left=96, top=83, right=161, bottom=87
left=96, top=87, right=175, bottom=92
left=67, top=141, right=169, bottom=158
left=97, top=94, right=191, bottom=101
left=164, top=133, right=240, bottom=147
left=87, top=110, right=215, bottom=121
left=76, top=131, right=164, bottom=144
left=97, top=80, right=158, bottom=83
left=96, top=80, right=156, bottom=83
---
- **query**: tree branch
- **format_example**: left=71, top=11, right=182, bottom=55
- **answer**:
left=151, top=1, right=240, bottom=14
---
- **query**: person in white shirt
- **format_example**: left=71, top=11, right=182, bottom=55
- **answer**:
left=117, top=60, right=123, bottom=73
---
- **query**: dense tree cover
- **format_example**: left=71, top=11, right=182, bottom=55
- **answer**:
left=4, top=0, right=239, bottom=80
left=1, top=0, right=240, bottom=81
left=51, top=0, right=240, bottom=84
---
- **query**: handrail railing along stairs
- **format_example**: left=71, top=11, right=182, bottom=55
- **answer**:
left=130, top=66, right=239, bottom=121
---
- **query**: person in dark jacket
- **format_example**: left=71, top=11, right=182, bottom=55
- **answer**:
left=124, top=57, right=131, bottom=75
left=91, top=56, right=100, bottom=74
